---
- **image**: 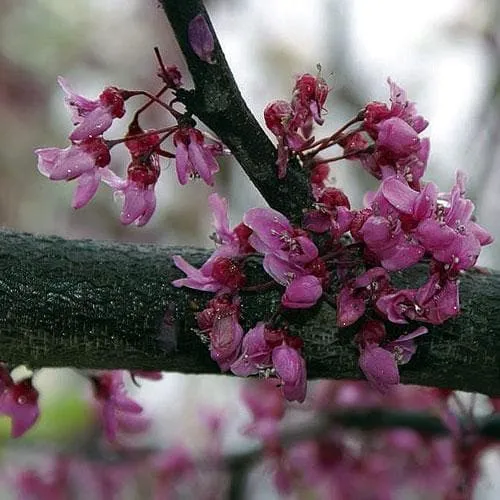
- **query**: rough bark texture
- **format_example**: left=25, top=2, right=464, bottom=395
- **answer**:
left=159, top=0, right=313, bottom=225
left=1, top=230, right=499, bottom=396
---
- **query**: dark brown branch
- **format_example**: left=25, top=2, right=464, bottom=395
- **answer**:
left=1, top=230, right=499, bottom=396
left=158, top=0, right=313, bottom=224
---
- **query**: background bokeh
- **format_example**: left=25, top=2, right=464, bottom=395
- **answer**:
left=1, top=0, right=500, bottom=497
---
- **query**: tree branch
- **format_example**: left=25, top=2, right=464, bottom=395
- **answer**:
left=158, top=0, right=313, bottom=224
left=1, top=230, right=499, bottom=396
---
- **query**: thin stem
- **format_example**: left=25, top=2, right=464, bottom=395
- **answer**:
left=131, top=85, right=170, bottom=123
left=126, top=90, right=183, bottom=119
left=106, top=126, right=177, bottom=149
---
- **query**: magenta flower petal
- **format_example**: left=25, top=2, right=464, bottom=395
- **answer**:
left=72, top=169, right=101, bottom=209
left=69, top=106, right=114, bottom=141
left=282, top=275, right=322, bottom=309
left=0, top=378, right=40, bottom=438
left=188, top=14, right=215, bottom=64
left=376, top=117, right=419, bottom=156
left=208, top=193, right=236, bottom=246
left=230, top=323, right=272, bottom=377
left=359, top=345, right=399, bottom=394
left=272, top=345, right=307, bottom=403
left=337, top=285, right=366, bottom=327
left=381, top=177, right=418, bottom=214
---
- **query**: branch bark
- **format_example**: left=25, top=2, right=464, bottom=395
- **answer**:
left=158, top=0, right=313, bottom=224
left=1, top=230, right=499, bottom=396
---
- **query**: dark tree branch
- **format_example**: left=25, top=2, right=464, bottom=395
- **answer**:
left=1, top=230, right=499, bottom=396
left=158, top=0, right=313, bottom=224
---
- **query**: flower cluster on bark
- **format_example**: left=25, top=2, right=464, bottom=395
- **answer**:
left=24, top=9, right=498, bottom=498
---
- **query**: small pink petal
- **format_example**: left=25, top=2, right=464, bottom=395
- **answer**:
left=188, top=15, right=215, bottom=64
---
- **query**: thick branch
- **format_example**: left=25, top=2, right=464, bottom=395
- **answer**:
left=0, top=230, right=499, bottom=396
left=158, top=0, right=313, bottom=224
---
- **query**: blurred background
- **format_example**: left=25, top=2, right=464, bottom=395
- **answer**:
left=1, top=0, right=500, bottom=497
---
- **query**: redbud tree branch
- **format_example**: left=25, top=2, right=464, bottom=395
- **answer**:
left=1, top=230, right=499, bottom=397
left=158, top=0, right=313, bottom=224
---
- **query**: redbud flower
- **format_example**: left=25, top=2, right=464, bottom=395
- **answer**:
left=209, top=300, right=243, bottom=371
left=230, top=322, right=272, bottom=377
left=91, top=371, right=144, bottom=442
left=243, top=207, right=318, bottom=265
left=188, top=14, right=215, bottom=64
left=359, top=343, right=400, bottom=394
left=35, top=138, right=111, bottom=209
left=272, top=344, right=307, bottom=403
left=292, top=72, right=329, bottom=126
left=0, top=377, right=40, bottom=438
left=281, top=275, right=323, bottom=309
left=173, top=127, right=220, bottom=186
left=57, top=77, right=125, bottom=141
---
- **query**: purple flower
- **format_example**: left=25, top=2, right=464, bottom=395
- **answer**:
left=337, top=267, right=390, bottom=328
left=173, top=127, right=220, bottom=186
left=359, top=344, right=400, bottom=394
left=244, top=207, right=318, bottom=265
left=0, top=377, right=40, bottom=438
left=359, top=215, right=424, bottom=271
left=101, top=155, right=160, bottom=227
left=188, top=15, right=215, bottom=64
left=385, top=327, right=428, bottom=364
left=272, top=344, right=307, bottom=403
left=281, top=275, right=323, bottom=309
left=91, top=371, right=144, bottom=442
left=377, top=273, right=459, bottom=325
left=388, top=78, right=428, bottom=133
left=172, top=255, right=225, bottom=293
left=58, top=77, right=125, bottom=141
left=376, top=117, right=420, bottom=156
left=415, top=172, right=493, bottom=271
left=208, top=193, right=239, bottom=248
left=230, top=323, right=272, bottom=377
left=209, top=303, right=244, bottom=371
left=35, top=138, right=111, bottom=209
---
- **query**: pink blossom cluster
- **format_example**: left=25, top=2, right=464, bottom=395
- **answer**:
left=173, top=194, right=310, bottom=402
left=35, top=53, right=226, bottom=226
left=260, top=75, right=493, bottom=394
left=264, top=72, right=329, bottom=178
left=34, top=48, right=492, bottom=418
left=0, top=365, right=157, bottom=443
left=8, top=379, right=500, bottom=499
left=173, top=75, right=492, bottom=400
left=0, top=364, right=39, bottom=438
left=239, top=379, right=497, bottom=499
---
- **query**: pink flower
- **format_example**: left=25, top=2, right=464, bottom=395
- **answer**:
left=415, top=172, right=493, bottom=271
left=188, top=14, right=215, bottom=64
left=376, top=273, right=460, bottom=325
left=264, top=100, right=308, bottom=178
left=359, top=215, right=424, bottom=271
left=102, top=153, right=160, bottom=226
left=230, top=323, right=272, bottom=376
left=376, top=118, right=420, bottom=156
left=209, top=300, right=244, bottom=371
left=292, top=73, right=329, bottom=127
left=244, top=207, right=318, bottom=265
left=35, top=138, right=111, bottom=209
left=359, top=344, right=400, bottom=394
left=116, top=180, right=157, bottom=227
left=58, top=77, right=125, bottom=141
left=385, top=327, right=428, bottom=364
left=91, top=371, right=144, bottom=442
left=173, top=127, right=219, bottom=186
left=281, top=275, right=323, bottom=309
left=0, top=377, right=40, bottom=438
left=272, top=344, right=307, bottom=402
